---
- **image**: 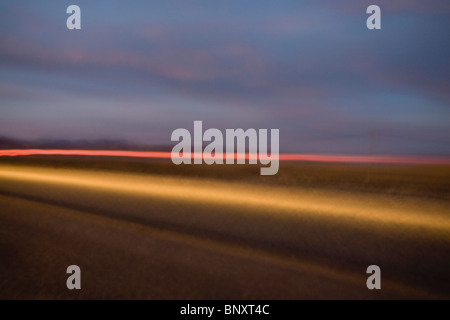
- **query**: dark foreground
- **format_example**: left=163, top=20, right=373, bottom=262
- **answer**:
left=0, top=158, right=449, bottom=299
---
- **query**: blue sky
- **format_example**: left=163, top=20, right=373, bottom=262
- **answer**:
left=0, top=0, right=449, bottom=154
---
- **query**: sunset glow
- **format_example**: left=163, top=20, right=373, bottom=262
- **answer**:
left=1, top=149, right=449, bottom=165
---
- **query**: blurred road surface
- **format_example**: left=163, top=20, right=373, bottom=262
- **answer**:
left=0, top=165, right=449, bottom=299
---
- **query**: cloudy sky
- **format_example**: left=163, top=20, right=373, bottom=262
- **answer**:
left=0, top=0, right=449, bottom=154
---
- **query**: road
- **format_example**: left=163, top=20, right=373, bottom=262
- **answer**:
left=0, top=164, right=449, bottom=299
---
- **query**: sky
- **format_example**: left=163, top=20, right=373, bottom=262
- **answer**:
left=0, top=0, right=449, bottom=155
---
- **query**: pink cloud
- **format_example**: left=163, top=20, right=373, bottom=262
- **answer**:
left=0, top=34, right=269, bottom=84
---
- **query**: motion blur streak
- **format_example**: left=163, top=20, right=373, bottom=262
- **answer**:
left=0, top=165, right=448, bottom=234
left=1, top=149, right=450, bottom=165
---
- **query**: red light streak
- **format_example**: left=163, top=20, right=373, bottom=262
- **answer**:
left=0, top=149, right=449, bottom=165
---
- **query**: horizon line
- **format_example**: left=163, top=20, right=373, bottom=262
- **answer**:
left=0, top=149, right=450, bottom=165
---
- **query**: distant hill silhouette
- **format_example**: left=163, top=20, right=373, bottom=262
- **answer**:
left=0, top=136, right=172, bottom=151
